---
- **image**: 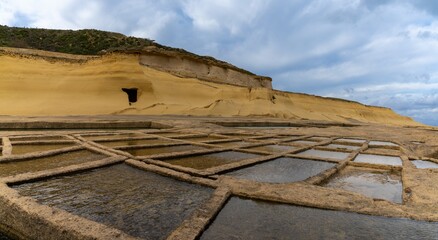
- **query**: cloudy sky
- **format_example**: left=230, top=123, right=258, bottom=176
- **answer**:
left=1, top=0, right=438, bottom=125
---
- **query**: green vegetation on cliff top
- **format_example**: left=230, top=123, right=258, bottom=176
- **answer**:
left=0, top=25, right=155, bottom=55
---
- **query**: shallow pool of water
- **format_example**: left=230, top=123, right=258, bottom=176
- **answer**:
left=201, top=197, right=438, bottom=239
left=9, top=135, right=66, bottom=141
left=123, top=145, right=207, bottom=156
left=11, top=144, right=75, bottom=155
left=324, top=167, right=402, bottom=203
left=336, top=138, right=366, bottom=144
left=14, top=164, right=213, bottom=240
left=290, top=140, right=318, bottom=145
left=412, top=160, right=438, bottom=169
left=163, top=151, right=261, bottom=170
left=248, top=144, right=297, bottom=153
left=0, top=150, right=105, bottom=177
left=369, top=141, right=398, bottom=147
left=213, top=141, right=252, bottom=148
left=226, top=157, right=335, bottom=183
left=97, top=138, right=174, bottom=147
left=324, top=144, right=361, bottom=151
left=297, top=149, right=350, bottom=161
left=308, top=137, right=330, bottom=142
left=354, top=154, right=402, bottom=166
left=83, top=133, right=145, bottom=141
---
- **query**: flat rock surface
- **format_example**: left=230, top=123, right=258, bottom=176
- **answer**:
left=0, top=116, right=437, bottom=239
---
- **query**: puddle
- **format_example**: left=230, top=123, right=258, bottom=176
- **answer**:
left=369, top=141, right=398, bottom=147
left=97, top=138, right=174, bottom=147
left=323, top=167, right=402, bottom=203
left=354, top=154, right=402, bottom=166
left=213, top=141, right=252, bottom=148
left=411, top=160, right=438, bottom=169
left=11, top=143, right=75, bottom=155
left=123, top=145, right=207, bottom=156
left=297, top=149, right=350, bottom=161
left=336, top=138, right=366, bottom=143
left=0, top=150, right=105, bottom=177
left=248, top=144, right=297, bottom=153
left=324, top=144, right=361, bottom=151
left=226, top=157, right=335, bottom=183
left=164, top=151, right=261, bottom=170
left=290, top=140, right=318, bottom=145
left=201, top=197, right=438, bottom=239
left=14, top=164, right=213, bottom=240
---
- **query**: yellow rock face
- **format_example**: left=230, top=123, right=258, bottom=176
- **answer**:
left=0, top=49, right=420, bottom=126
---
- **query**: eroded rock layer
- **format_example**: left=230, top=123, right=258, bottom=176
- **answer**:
left=0, top=47, right=419, bottom=126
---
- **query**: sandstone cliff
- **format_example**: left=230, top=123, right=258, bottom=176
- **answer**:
left=0, top=47, right=420, bottom=126
left=137, top=46, right=272, bottom=88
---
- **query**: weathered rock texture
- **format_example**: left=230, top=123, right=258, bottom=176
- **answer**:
left=138, top=46, right=272, bottom=88
left=0, top=47, right=420, bottom=126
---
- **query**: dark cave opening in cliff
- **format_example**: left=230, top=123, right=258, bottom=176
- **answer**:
left=122, top=88, right=138, bottom=105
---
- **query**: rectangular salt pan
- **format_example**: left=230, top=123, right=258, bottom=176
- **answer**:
left=10, top=135, right=66, bottom=141
left=323, top=167, right=402, bottom=203
left=0, top=150, right=105, bottom=177
left=291, top=140, right=317, bottom=145
left=123, top=145, right=207, bottom=156
left=97, top=138, right=174, bottom=147
left=411, top=160, right=438, bottom=169
left=354, top=154, right=402, bottom=166
left=324, top=144, right=361, bottom=151
left=308, top=137, right=330, bottom=142
left=11, top=144, right=75, bottom=155
left=213, top=141, right=252, bottom=147
left=297, top=149, right=350, bottom=161
left=369, top=141, right=398, bottom=147
left=163, top=151, right=260, bottom=170
left=336, top=138, right=366, bottom=143
left=248, top=145, right=297, bottom=153
left=226, top=157, right=335, bottom=183
left=201, top=197, right=438, bottom=239
left=14, top=164, right=213, bottom=240
left=83, top=133, right=145, bottom=140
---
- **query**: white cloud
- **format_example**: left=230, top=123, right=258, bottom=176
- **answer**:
left=181, top=0, right=267, bottom=34
left=0, top=0, right=77, bottom=28
left=0, top=0, right=15, bottom=24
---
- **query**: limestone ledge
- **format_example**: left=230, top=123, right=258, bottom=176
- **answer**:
left=137, top=46, right=272, bottom=89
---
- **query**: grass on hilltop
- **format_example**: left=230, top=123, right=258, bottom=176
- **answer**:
left=0, top=25, right=154, bottom=55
